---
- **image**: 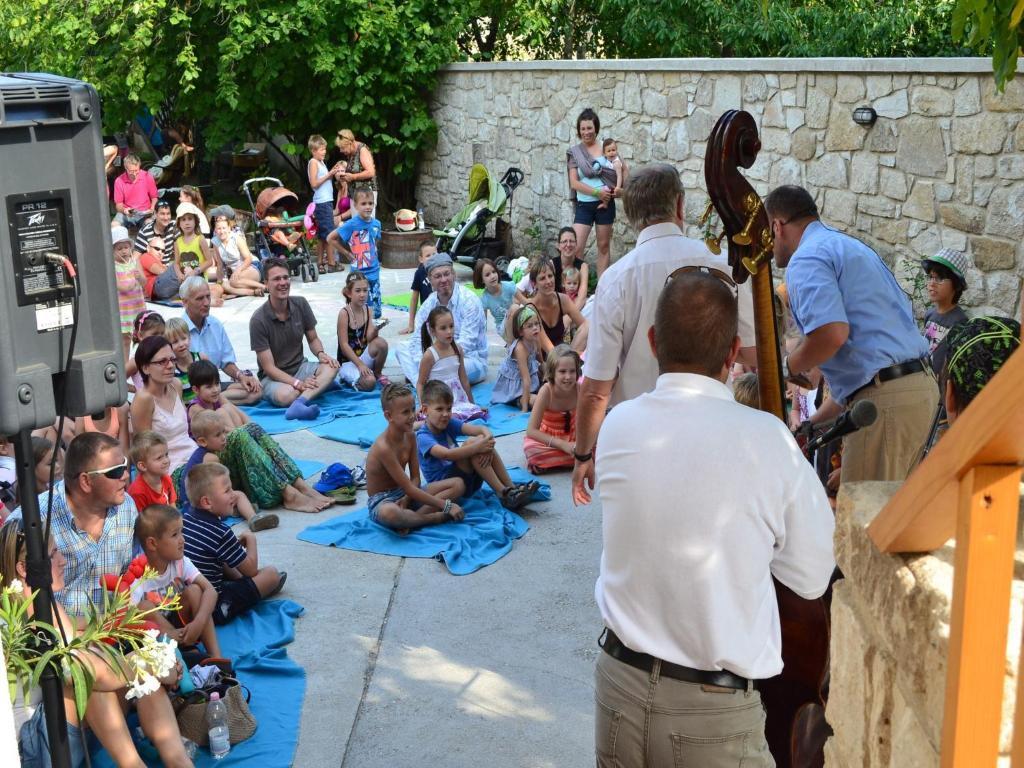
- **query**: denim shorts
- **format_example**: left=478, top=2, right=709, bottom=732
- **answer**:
left=574, top=198, right=615, bottom=227
left=313, top=201, right=335, bottom=242
left=19, top=704, right=87, bottom=768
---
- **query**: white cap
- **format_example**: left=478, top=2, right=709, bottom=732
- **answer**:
left=111, top=226, right=131, bottom=245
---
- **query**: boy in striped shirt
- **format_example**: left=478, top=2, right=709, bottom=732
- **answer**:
left=182, top=463, right=286, bottom=625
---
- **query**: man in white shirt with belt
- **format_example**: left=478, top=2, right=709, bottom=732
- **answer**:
left=572, top=163, right=756, bottom=504
left=593, top=270, right=835, bottom=767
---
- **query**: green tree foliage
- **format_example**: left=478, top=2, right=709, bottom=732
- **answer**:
left=594, top=0, right=965, bottom=59
left=0, top=0, right=463, bottom=199
left=953, top=0, right=1024, bottom=89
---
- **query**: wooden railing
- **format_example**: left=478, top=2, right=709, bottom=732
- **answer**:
left=868, top=345, right=1024, bottom=767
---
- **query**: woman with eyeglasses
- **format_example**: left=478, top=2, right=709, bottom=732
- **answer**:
left=553, top=227, right=589, bottom=313
left=130, top=336, right=198, bottom=472
left=0, top=520, right=194, bottom=768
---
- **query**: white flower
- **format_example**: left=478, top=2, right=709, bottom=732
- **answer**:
left=125, top=673, right=160, bottom=701
left=8, top=579, right=23, bottom=593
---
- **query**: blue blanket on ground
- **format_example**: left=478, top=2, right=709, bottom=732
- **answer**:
left=240, top=386, right=382, bottom=435
left=90, top=600, right=306, bottom=767
left=297, top=468, right=547, bottom=575
left=309, top=381, right=531, bottom=447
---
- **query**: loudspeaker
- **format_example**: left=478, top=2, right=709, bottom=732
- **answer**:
left=0, top=73, right=126, bottom=434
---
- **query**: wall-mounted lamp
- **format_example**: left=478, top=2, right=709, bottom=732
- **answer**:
left=852, top=106, right=877, bottom=126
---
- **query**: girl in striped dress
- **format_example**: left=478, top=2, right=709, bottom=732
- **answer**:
left=113, top=226, right=146, bottom=366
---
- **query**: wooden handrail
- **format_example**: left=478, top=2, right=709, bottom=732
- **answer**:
left=865, top=344, right=1023, bottom=768
left=867, top=345, right=1024, bottom=553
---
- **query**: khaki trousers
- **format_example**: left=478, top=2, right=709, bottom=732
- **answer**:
left=840, top=370, right=938, bottom=484
left=595, top=651, right=774, bottom=768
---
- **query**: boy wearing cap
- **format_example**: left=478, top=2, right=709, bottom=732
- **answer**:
left=922, top=248, right=970, bottom=377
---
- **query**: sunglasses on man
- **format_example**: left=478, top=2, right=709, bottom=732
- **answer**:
left=79, top=459, right=129, bottom=481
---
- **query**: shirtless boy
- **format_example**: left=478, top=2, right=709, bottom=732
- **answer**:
left=364, top=383, right=465, bottom=531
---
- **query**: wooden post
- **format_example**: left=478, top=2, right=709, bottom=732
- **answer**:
left=941, top=464, right=1022, bottom=768
left=1012, top=622, right=1024, bottom=765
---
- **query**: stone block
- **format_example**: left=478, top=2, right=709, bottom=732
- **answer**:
left=642, top=88, right=668, bottom=117
left=780, top=73, right=797, bottom=89
left=806, top=88, right=831, bottom=129
left=903, top=181, right=936, bottom=222
left=858, top=195, right=898, bottom=218
left=760, top=127, right=791, bottom=154
left=666, top=120, right=689, bottom=160
left=911, top=85, right=954, bottom=116
left=998, top=156, right=1024, bottom=180
left=785, top=107, right=806, bottom=133
left=880, top=168, right=908, bottom=201
left=807, top=153, right=847, bottom=189
left=771, top=156, right=803, bottom=187
left=895, top=117, right=946, bottom=177
left=781, top=90, right=797, bottom=107
left=624, top=73, right=642, bottom=113
left=951, top=113, right=1007, bottom=154
left=985, top=271, right=1023, bottom=313
left=939, top=203, right=985, bottom=234
left=695, top=76, right=713, bottom=107
left=975, top=181, right=996, bottom=207
left=687, top=108, right=714, bottom=143
left=935, top=183, right=954, bottom=203
left=866, top=74, right=893, bottom=101
left=667, top=91, right=687, bottom=118
left=874, top=89, right=909, bottom=119
left=970, top=236, right=1017, bottom=271
left=911, top=224, right=943, bottom=256
left=985, top=186, right=1024, bottom=240
left=941, top=229, right=968, bottom=251
left=982, top=77, right=1024, bottom=112
left=824, top=188, right=857, bottom=226
left=825, top=102, right=866, bottom=152
left=741, top=74, right=765, bottom=103
left=850, top=154, right=879, bottom=194
left=955, top=156, right=975, bottom=205
left=954, top=77, right=982, bottom=116
left=650, top=118, right=669, bottom=142
left=869, top=119, right=898, bottom=152
left=792, top=127, right=818, bottom=161
left=874, top=217, right=909, bottom=244
left=712, top=75, right=742, bottom=113
left=975, top=155, right=996, bottom=179
left=762, top=92, right=786, bottom=128
left=836, top=75, right=866, bottom=103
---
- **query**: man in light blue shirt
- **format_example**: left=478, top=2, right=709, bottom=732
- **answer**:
left=180, top=276, right=262, bottom=404
left=766, top=185, right=937, bottom=482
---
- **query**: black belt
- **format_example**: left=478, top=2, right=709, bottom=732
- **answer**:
left=849, top=358, right=927, bottom=401
left=600, top=629, right=752, bottom=691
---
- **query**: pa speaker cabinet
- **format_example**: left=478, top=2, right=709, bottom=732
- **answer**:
left=0, top=73, right=126, bottom=434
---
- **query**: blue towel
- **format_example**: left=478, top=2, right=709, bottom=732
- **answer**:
left=90, top=600, right=306, bottom=768
left=309, top=382, right=532, bottom=447
left=293, top=458, right=326, bottom=479
left=297, top=468, right=548, bottom=575
left=240, top=386, right=382, bottom=435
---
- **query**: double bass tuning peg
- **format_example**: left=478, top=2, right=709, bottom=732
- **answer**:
left=731, top=194, right=762, bottom=246
left=704, top=232, right=724, bottom=255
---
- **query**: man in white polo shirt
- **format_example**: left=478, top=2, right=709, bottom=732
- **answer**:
left=593, top=271, right=835, bottom=766
left=571, top=164, right=756, bottom=504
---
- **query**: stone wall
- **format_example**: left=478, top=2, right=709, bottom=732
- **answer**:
left=415, top=58, right=1024, bottom=317
left=826, top=482, right=1024, bottom=766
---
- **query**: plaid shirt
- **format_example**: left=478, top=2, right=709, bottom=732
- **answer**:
left=11, top=482, right=138, bottom=617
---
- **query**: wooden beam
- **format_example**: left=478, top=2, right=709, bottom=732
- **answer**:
left=940, top=465, right=1021, bottom=768
left=1011, top=621, right=1024, bottom=766
left=869, top=347, right=1024, bottom=553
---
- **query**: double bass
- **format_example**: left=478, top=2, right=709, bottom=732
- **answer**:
left=704, top=110, right=832, bottom=768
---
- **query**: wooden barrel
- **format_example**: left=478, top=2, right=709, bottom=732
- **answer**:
left=381, top=230, right=434, bottom=269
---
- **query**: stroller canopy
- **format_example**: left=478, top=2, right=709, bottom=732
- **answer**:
left=255, top=186, right=299, bottom=218
left=467, top=164, right=508, bottom=214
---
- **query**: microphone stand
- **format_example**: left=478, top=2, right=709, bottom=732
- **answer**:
left=13, top=428, right=72, bottom=768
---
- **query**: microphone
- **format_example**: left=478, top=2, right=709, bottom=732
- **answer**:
left=803, top=400, right=877, bottom=454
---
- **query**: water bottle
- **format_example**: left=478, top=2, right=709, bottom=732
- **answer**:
left=416, top=207, right=425, bottom=230
left=207, top=692, right=231, bottom=759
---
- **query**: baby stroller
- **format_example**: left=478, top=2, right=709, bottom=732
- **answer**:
left=242, top=177, right=319, bottom=282
left=434, top=164, right=524, bottom=271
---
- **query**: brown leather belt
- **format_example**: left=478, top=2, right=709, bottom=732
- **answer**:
left=849, top=358, right=927, bottom=401
left=600, top=628, right=752, bottom=691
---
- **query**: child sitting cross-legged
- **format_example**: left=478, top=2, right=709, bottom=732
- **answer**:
left=133, top=503, right=222, bottom=657
left=418, top=380, right=538, bottom=511
left=365, top=383, right=466, bottom=531
left=183, top=463, right=287, bottom=625
left=180, top=409, right=281, bottom=530
left=186, top=359, right=334, bottom=513
left=128, top=431, right=178, bottom=510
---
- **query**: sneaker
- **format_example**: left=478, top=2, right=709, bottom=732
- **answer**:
left=248, top=511, right=280, bottom=532
left=350, top=464, right=367, bottom=489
